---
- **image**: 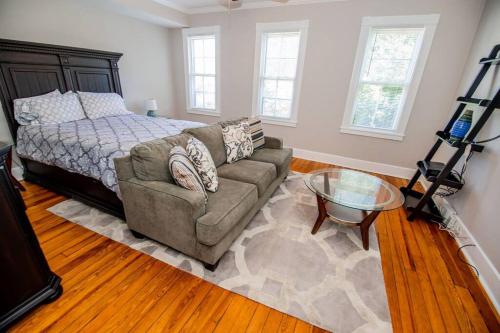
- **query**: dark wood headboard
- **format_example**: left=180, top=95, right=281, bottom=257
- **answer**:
left=0, top=39, right=123, bottom=142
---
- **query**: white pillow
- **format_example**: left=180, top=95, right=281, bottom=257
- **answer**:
left=14, top=89, right=61, bottom=125
left=77, top=91, right=132, bottom=119
left=28, top=93, right=86, bottom=125
left=186, top=137, right=218, bottom=192
left=222, top=121, right=254, bottom=163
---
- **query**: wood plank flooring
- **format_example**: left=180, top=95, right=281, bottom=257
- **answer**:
left=9, top=157, right=500, bottom=332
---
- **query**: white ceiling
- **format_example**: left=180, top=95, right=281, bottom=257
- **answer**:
left=154, top=0, right=345, bottom=14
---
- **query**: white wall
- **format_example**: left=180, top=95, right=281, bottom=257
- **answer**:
left=0, top=0, right=175, bottom=144
left=442, top=0, right=500, bottom=302
left=170, top=0, right=485, bottom=169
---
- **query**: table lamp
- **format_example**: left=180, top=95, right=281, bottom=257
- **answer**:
left=145, top=99, right=158, bottom=117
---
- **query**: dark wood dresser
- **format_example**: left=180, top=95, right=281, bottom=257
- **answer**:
left=0, top=143, right=62, bottom=330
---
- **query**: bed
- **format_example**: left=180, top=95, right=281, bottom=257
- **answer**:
left=0, top=38, right=201, bottom=218
left=16, top=115, right=204, bottom=194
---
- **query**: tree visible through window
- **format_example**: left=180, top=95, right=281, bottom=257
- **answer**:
left=352, top=28, right=422, bottom=130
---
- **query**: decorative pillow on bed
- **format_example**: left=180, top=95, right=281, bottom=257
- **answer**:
left=77, top=91, right=132, bottom=119
left=169, top=146, right=207, bottom=201
left=221, top=121, right=254, bottom=163
left=186, top=137, right=218, bottom=192
left=14, top=89, right=61, bottom=125
left=22, top=93, right=86, bottom=125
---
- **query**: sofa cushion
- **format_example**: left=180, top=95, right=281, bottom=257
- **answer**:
left=248, top=147, right=293, bottom=176
left=196, top=178, right=258, bottom=246
left=217, top=159, right=277, bottom=197
left=183, top=124, right=227, bottom=167
left=131, top=133, right=191, bottom=182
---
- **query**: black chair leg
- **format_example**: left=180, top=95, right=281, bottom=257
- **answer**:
left=130, top=230, right=146, bottom=239
left=203, top=260, right=220, bottom=272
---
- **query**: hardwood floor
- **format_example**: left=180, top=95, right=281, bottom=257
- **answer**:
left=9, top=157, right=499, bottom=332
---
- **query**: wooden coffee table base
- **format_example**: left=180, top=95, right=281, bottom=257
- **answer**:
left=311, top=194, right=381, bottom=250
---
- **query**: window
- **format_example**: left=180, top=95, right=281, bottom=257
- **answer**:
left=182, top=26, right=220, bottom=116
left=252, top=21, right=309, bottom=126
left=342, top=15, right=439, bottom=140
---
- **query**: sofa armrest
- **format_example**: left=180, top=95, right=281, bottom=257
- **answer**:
left=118, top=177, right=206, bottom=243
left=263, top=136, right=283, bottom=149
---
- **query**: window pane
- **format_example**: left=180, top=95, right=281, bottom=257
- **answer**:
left=276, top=80, right=293, bottom=99
left=279, top=59, right=297, bottom=78
left=352, top=83, right=404, bottom=130
left=362, top=29, right=420, bottom=83
left=364, top=59, right=411, bottom=82
left=266, top=35, right=282, bottom=58
left=194, top=58, right=204, bottom=74
left=194, top=93, right=204, bottom=108
left=263, top=79, right=277, bottom=98
left=262, top=98, right=276, bottom=117
left=281, top=35, right=300, bottom=58
left=204, top=93, right=215, bottom=109
left=264, top=59, right=280, bottom=77
left=258, top=29, right=303, bottom=120
left=194, top=76, right=204, bottom=92
left=192, top=39, right=204, bottom=57
left=204, top=58, right=215, bottom=75
left=372, top=30, right=419, bottom=60
left=204, top=38, right=215, bottom=58
left=204, top=76, right=215, bottom=93
left=275, top=99, right=292, bottom=118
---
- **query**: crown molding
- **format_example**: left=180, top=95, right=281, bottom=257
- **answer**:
left=154, top=0, right=348, bottom=15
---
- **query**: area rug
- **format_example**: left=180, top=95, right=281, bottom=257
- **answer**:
left=47, top=173, right=392, bottom=332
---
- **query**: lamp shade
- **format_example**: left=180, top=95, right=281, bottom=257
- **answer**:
left=144, top=99, right=158, bottom=111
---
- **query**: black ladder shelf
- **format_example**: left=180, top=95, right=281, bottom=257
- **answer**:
left=401, top=44, right=500, bottom=223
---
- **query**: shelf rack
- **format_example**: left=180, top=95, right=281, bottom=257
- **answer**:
left=401, top=44, right=500, bottom=223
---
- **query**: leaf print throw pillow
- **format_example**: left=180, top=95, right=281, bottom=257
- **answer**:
left=221, top=121, right=254, bottom=164
left=186, top=137, right=219, bottom=192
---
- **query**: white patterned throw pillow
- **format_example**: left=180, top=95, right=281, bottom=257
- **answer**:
left=24, top=93, right=86, bottom=125
left=168, top=146, right=207, bottom=201
left=14, top=89, right=61, bottom=125
left=186, top=137, right=218, bottom=192
left=222, top=121, right=254, bottom=163
left=77, top=91, right=132, bottom=119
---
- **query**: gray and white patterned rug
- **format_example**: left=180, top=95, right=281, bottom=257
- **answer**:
left=48, top=173, right=392, bottom=332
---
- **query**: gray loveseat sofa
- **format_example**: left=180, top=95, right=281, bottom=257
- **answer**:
left=114, top=124, right=292, bottom=270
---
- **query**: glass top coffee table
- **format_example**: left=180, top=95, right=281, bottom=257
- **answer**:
left=305, top=168, right=404, bottom=250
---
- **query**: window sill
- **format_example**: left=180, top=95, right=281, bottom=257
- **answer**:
left=260, top=118, right=297, bottom=128
left=340, top=126, right=404, bottom=141
left=186, top=109, right=220, bottom=117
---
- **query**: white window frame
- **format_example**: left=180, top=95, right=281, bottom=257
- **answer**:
left=341, top=14, right=439, bottom=141
left=182, top=25, right=221, bottom=117
left=252, top=20, right=309, bottom=127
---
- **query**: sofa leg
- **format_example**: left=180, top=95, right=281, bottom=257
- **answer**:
left=203, top=260, right=220, bottom=272
left=130, top=230, right=146, bottom=239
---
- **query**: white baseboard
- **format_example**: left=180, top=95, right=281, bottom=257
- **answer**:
left=423, top=183, right=500, bottom=312
left=291, top=147, right=416, bottom=179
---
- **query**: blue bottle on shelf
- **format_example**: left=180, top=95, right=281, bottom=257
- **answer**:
left=450, top=110, right=473, bottom=142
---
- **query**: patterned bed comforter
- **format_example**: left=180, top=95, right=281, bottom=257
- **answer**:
left=16, top=114, right=205, bottom=195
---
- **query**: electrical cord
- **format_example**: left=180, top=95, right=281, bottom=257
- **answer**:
left=473, top=133, right=500, bottom=144
left=435, top=149, right=473, bottom=198
left=457, top=244, right=479, bottom=277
